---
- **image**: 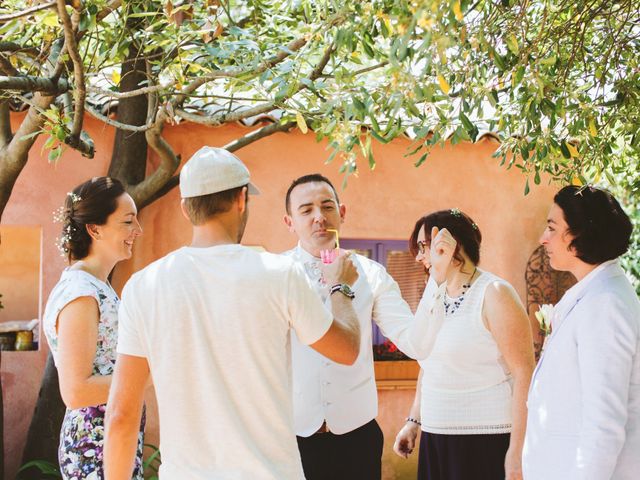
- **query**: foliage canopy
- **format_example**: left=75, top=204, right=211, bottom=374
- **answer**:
left=0, top=0, right=638, bottom=212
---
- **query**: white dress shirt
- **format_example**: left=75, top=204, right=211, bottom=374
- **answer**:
left=285, top=244, right=444, bottom=436
left=523, top=260, right=640, bottom=480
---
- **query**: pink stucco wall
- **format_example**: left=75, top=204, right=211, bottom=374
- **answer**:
left=1, top=113, right=558, bottom=479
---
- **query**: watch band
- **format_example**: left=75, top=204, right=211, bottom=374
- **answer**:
left=329, top=283, right=355, bottom=299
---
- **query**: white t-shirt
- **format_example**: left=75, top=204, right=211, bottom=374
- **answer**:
left=117, top=244, right=333, bottom=480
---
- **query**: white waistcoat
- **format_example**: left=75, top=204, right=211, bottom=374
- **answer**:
left=285, top=244, right=425, bottom=436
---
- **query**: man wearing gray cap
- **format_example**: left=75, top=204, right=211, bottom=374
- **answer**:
left=103, top=147, right=361, bottom=479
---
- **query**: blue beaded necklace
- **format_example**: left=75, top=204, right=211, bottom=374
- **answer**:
left=443, top=267, right=478, bottom=316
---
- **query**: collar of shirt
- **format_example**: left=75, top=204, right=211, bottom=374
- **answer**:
left=551, top=259, right=619, bottom=331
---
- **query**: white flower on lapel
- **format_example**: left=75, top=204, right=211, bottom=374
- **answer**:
left=534, top=304, right=554, bottom=335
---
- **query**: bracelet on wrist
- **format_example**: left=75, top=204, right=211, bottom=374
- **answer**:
left=406, top=417, right=421, bottom=426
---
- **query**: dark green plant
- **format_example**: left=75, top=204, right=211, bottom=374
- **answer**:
left=16, top=444, right=161, bottom=479
left=143, top=443, right=162, bottom=480
left=17, top=460, right=61, bottom=479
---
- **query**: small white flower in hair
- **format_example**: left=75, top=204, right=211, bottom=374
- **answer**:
left=67, top=192, right=82, bottom=203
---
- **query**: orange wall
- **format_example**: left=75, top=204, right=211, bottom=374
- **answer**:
left=1, top=113, right=558, bottom=479
left=0, top=226, right=41, bottom=323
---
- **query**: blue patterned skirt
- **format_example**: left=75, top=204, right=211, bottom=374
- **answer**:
left=58, top=404, right=145, bottom=479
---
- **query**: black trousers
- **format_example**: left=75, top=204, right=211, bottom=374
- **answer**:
left=417, top=431, right=510, bottom=480
left=296, top=419, right=384, bottom=480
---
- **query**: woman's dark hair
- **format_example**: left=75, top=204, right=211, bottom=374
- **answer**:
left=554, top=185, right=632, bottom=264
left=59, top=177, right=125, bottom=262
left=409, top=209, right=482, bottom=265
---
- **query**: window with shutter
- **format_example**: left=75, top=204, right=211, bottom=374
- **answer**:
left=340, top=239, right=426, bottom=345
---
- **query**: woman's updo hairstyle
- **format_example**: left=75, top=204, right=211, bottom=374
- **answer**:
left=554, top=185, right=632, bottom=264
left=409, top=209, right=482, bottom=265
left=59, top=177, right=125, bottom=262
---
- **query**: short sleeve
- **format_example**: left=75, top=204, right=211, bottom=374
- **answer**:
left=116, top=278, right=147, bottom=358
left=286, top=262, right=333, bottom=345
left=43, top=275, right=101, bottom=356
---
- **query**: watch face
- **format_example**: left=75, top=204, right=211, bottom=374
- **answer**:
left=340, top=284, right=355, bottom=297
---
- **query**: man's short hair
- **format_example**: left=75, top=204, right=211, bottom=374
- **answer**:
left=183, top=185, right=247, bottom=225
left=285, top=174, right=340, bottom=214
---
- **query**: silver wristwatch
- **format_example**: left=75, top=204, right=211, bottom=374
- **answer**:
left=329, top=283, right=355, bottom=299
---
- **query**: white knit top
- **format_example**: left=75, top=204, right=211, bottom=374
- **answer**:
left=419, top=270, right=513, bottom=434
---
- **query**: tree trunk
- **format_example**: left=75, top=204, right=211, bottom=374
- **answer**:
left=19, top=352, right=66, bottom=479
left=107, top=38, right=148, bottom=186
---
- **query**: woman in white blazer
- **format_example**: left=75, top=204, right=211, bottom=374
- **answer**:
left=523, top=185, right=640, bottom=480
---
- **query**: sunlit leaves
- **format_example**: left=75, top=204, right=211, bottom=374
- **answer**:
left=1, top=0, right=637, bottom=188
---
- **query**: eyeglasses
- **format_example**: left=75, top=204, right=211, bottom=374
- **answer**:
left=417, top=240, right=428, bottom=254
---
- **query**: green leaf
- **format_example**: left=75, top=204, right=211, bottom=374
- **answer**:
left=352, top=97, right=366, bottom=116
left=42, top=13, right=59, bottom=28
left=505, top=34, right=519, bottom=55
left=459, top=113, right=478, bottom=142
left=43, top=136, right=56, bottom=150
left=514, top=66, right=525, bottom=85
left=48, top=147, right=62, bottom=163
left=18, top=460, right=61, bottom=477
left=540, top=55, right=557, bottom=66
left=414, top=151, right=429, bottom=167
left=19, top=131, right=41, bottom=142
left=524, top=177, right=530, bottom=195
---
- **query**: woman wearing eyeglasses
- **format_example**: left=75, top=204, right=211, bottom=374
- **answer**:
left=522, top=186, right=639, bottom=480
left=393, top=209, right=535, bottom=480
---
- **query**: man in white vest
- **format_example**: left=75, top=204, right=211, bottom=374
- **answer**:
left=283, top=173, right=439, bottom=479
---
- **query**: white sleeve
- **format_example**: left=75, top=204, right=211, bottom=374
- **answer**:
left=286, top=262, right=333, bottom=345
left=116, top=279, right=147, bottom=358
left=373, top=272, right=446, bottom=360
left=571, top=293, right=637, bottom=479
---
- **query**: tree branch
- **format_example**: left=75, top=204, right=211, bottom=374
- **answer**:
left=223, top=120, right=296, bottom=152
left=0, top=93, right=56, bottom=222
left=138, top=174, right=179, bottom=209
left=0, top=42, right=41, bottom=57
left=173, top=42, right=337, bottom=127
left=0, top=55, right=20, bottom=77
left=16, top=92, right=94, bottom=157
left=0, top=1, right=56, bottom=24
left=96, top=0, right=122, bottom=23
left=88, top=82, right=168, bottom=100
left=57, top=0, right=85, bottom=148
left=176, top=102, right=278, bottom=126
left=170, top=36, right=309, bottom=109
left=85, top=103, right=152, bottom=132
left=0, top=75, right=69, bottom=93
left=127, top=111, right=180, bottom=206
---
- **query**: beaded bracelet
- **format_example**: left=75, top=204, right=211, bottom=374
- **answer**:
left=406, top=417, right=421, bottom=426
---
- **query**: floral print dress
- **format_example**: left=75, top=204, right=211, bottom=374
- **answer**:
left=43, top=269, right=144, bottom=479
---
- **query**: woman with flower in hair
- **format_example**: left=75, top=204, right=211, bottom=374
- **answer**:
left=43, top=177, right=143, bottom=479
left=393, top=209, right=535, bottom=480
left=523, top=186, right=639, bottom=479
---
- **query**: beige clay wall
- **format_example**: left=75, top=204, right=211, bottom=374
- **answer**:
left=1, top=113, right=558, bottom=479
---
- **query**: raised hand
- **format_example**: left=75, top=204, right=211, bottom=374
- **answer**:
left=320, top=249, right=358, bottom=286
left=429, top=226, right=456, bottom=284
